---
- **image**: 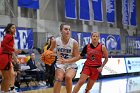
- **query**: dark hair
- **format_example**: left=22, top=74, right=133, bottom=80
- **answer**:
left=60, top=23, right=70, bottom=31
left=3, top=23, right=15, bottom=34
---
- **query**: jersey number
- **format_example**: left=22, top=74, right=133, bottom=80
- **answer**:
left=60, top=53, right=68, bottom=59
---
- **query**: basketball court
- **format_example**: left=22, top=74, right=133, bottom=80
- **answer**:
left=13, top=75, right=140, bottom=93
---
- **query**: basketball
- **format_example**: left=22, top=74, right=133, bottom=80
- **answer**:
left=41, top=50, right=55, bottom=65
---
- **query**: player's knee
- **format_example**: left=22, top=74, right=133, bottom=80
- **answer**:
left=55, top=78, right=63, bottom=82
left=65, top=75, right=73, bottom=81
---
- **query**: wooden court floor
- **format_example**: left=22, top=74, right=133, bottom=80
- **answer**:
left=21, top=86, right=67, bottom=93
left=19, top=75, right=140, bottom=93
left=1, top=75, right=140, bottom=93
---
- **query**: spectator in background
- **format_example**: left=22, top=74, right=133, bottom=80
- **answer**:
left=27, top=52, right=38, bottom=70
left=44, top=36, right=56, bottom=87
left=43, top=36, right=52, bottom=52
left=26, top=52, right=45, bottom=85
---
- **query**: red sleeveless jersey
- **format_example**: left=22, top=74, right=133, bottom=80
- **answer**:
left=84, top=43, right=103, bottom=66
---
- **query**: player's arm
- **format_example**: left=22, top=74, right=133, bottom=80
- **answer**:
left=66, top=40, right=80, bottom=63
left=97, top=45, right=108, bottom=72
left=49, top=39, right=56, bottom=51
left=101, top=45, right=108, bottom=68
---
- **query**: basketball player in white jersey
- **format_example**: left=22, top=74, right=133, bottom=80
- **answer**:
left=49, top=23, right=80, bottom=93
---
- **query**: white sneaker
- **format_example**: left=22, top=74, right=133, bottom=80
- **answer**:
left=42, top=81, right=46, bottom=85
left=10, top=89, right=18, bottom=93
left=39, top=82, right=45, bottom=86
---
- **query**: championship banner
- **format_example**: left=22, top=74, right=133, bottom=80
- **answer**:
left=100, top=34, right=121, bottom=50
left=92, top=0, right=103, bottom=22
left=79, top=0, right=90, bottom=20
left=65, top=0, right=77, bottom=19
left=18, top=0, right=39, bottom=9
left=106, top=0, right=115, bottom=23
left=71, top=31, right=91, bottom=51
left=122, top=0, right=129, bottom=25
left=0, top=27, right=33, bottom=49
left=130, top=0, right=136, bottom=26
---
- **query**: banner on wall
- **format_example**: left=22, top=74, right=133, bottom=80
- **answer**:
left=130, top=0, right=136, bottom=26
left=100, top=34, right=121, bottom=50
left=126, top=36, right=140, bottom=50
left=92, top=0, right=103, bottom=22
left=106, top=0, right=115, bottom=23
left=65, top=0, right=77, bottom=19
left=125, top=57, right=140, bottom=73
left=18, top=0, right=39, bottom=9
left=122, top=0, right=129, bottom=25
left=79, top=0, right=90, bottom=20
left=71, top=31, right=91, bottom=51
left=75, top=58, right=127, bottom=77
left=102, top=58, right=127, bottom=75
left=0, top=27, right=33, bottom=49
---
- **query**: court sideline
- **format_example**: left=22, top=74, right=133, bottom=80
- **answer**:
left=13, top=75, right=140, bottom=93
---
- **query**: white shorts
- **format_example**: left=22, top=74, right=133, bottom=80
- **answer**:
left=55, top=63, right=78, bottom=72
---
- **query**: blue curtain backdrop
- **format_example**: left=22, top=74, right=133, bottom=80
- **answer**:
left=106, top=0, right=115, bottom=23
left=79, top=0, right=90, bottom=20
left=65, top=0, right=77, bottom=19
left=92, top=0, right=103, bottom=22
left=18, top=0, right=39, bottom=9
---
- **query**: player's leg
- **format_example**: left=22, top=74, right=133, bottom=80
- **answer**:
left=85, top=78, right=96, bottom=93
left=85, top=67, right=100, bottom=93
left=53, top=68, right=65, bottom=93
left=72, top=73, right=88, bottom=93
left=73, top=65, right=90, bottom=93
left=65, top=68, right=76, bottom=93
left=1, top=68, right=12, bottom=92
left=9, top=66, right=17, bottom=91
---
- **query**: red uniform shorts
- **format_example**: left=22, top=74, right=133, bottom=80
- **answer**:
left=81, top=65, right=100, bottom=80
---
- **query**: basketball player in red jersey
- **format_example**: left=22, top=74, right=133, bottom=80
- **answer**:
left=72, top=32, right=108, bottom=93
left=0, top=23, right=20, bottom=92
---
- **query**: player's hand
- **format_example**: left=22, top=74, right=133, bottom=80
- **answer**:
left=97, top=66, right=103, bottom=72
left=15, top=49, right=22, bottom=54
left=58, top=57, right=67, bottom=64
